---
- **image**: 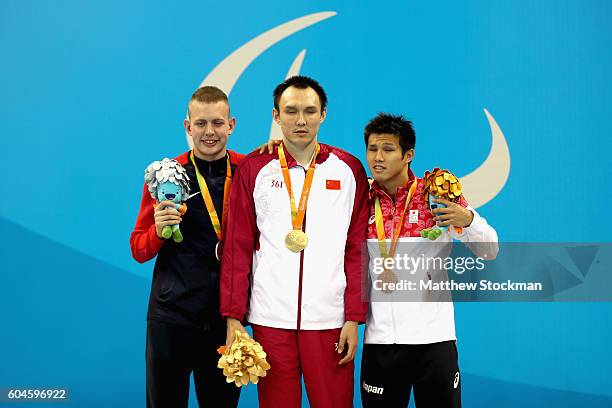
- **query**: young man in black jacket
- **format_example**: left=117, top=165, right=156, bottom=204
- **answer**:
left=130, top=86, right=243, bottom=408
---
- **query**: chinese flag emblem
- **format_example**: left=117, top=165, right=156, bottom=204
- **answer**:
left=326, top=179, right=341, bottom=190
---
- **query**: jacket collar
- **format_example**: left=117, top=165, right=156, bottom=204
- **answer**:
left=370, top=168, right=416, bottom=200
left=274, top=142, right=331, bottom=168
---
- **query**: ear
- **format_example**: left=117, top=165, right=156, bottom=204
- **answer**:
left=272, top=108, right=280, bottom=124
left=184, top=118, right=191, bottom=135
left=320, top=107, right=327, bottom=124
left=403, top=148, right=415, bottom=164
left=228, top=116, right=236, bottom=135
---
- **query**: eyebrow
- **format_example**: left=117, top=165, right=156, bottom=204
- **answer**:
left=283, top=104, right=318, bottom=110
left=369, top=142, right=397, bottom=146
left=194, top=117, right=226, bottom=122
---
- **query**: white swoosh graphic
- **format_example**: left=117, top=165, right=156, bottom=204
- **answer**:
left=188, top=11, right=508, bottom=208
left=460, top=109, right=511, bottom=209
left=199, top=13, right=333, bottom=92
left=186, top=12, right=336, bottom=149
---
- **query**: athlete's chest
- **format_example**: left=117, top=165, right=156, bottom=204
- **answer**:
left=253, top=163, right=356, bottom=221
left=368, top=184, right=437, bottom=238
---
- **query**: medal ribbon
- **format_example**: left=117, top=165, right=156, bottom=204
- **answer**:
left=374, top=179, right=418, bottom=259
left=278, top=143, right=320, bottom=231
left=189, top=151, right=232, bottom=241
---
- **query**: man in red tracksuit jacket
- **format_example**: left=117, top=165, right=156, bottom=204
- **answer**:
left=130, top=86, right=243, bottom=408
left=220, top=76, right=370, bottom=408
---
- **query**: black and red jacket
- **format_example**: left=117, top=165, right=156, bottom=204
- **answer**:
left=130, top=150, right=244, bottom=329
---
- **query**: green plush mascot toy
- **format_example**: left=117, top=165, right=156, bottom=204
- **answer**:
left=144, top=158, right=190, bottom=243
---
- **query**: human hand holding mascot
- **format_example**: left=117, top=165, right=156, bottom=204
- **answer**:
left=421, top=167, right=473, bottom=240
left=144, top=158, right=190, bottom=243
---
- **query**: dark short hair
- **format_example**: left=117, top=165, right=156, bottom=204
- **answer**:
left=273, top=75, right=327, bottom=111
left=364, top=113, right=416, bottom=154
left=189, top=86, right=229, bottom=117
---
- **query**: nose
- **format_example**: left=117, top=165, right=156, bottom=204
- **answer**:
left=296, top=112, right=306, bottom=126
left=375, top=149, right=384, bottom=162
left=205, top=123, right=215, bottom=136
left=165, top=193, right=176, bottom=200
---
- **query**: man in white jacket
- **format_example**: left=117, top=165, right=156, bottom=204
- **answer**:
left=221, top=76, right=370, bottom=408
left=360, top=113, right=499, bottom=408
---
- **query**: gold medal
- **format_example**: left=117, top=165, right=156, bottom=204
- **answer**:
left=278, top=143, right=319, bottom=253
left=285, top=229, right=308, bottom=252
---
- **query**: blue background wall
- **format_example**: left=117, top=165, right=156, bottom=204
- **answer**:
left=1, top=1, right=611, bottom=406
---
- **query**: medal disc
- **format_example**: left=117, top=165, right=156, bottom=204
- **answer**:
left=285, top=230, right=308, bottom=252
left=215, top=241, right=222, bottom=262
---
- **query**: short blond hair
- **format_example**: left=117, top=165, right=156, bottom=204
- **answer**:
left=188, top=86, right=230, bottom=118
left=191, top=86, right=228, bottom=104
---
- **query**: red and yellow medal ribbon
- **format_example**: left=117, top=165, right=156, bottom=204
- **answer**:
left=374, top=179, right=418, bottom=259
left=278, top=143, right=320, bottom=231
left=189, top=151, right=232, bottom=241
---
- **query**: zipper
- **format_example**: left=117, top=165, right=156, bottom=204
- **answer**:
left=296, top=167, right=308, bottom=331
left=379, top=187, right=400, bottom=342
left=297, top=211, right=306, bottom=330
